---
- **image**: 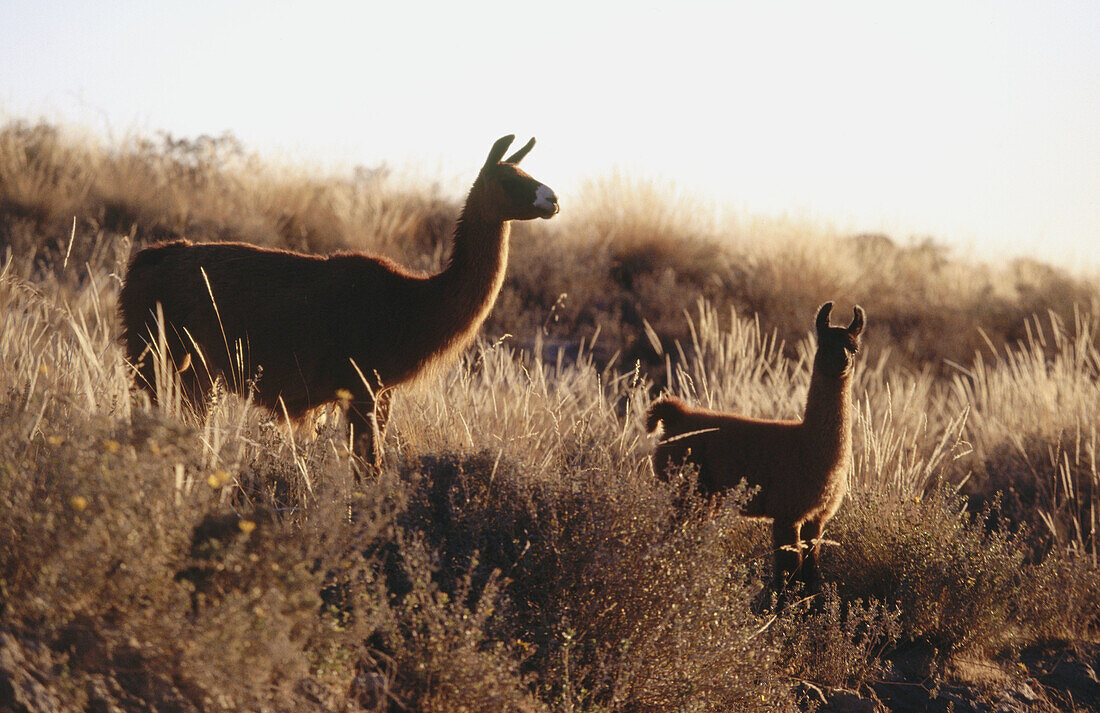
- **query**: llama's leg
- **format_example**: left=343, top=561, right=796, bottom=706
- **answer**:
left=131, top=340, right=211, bottom=419
left=127, top=332, right=170, bottom=404
left=373, top=389, right=393, bottom=449
left=799, top=518, right=824, bottom=594
left=177, top=351, right=219, bottom=420
left=346, top=397, right=383, bottom=476
left=131, top=352, right=159, bottom=403
left=179, top=374, right=212, bottom=421
left=772, top=519, right=803, bottom=600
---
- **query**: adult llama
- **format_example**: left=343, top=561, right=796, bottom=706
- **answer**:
left=119, top=134, right=558, bottom=472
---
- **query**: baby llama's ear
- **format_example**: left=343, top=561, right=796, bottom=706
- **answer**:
left=485, top=135, right=516, bottom=165
left=848, top=306, right=866, bottom=337
left=504, top=137, right=535, bottom=164
left=816, top=302, right=834, bottom=334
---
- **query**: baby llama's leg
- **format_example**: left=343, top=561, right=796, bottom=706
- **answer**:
left=799, top=517, right=825, bottom=594
left=772, top=519, right=803, bottom=600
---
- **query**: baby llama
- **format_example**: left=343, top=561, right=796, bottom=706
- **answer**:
left=647, top=302, right=865, bottom=596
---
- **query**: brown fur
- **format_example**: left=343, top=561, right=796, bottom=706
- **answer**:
left=118, top=135, right=558, bottom=471
left=647, top=302, right=865, bottom=596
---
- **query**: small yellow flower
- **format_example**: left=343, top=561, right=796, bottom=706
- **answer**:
left=70, top=495, right=88, bottom=511
left=238, top=519, right=257, bottom=534
left=101, top=439, right=121, bottom=454
left=38, top=364, right=48, bottom=376
left=335, top=389, right=353, bottom=406
left=47, top=435, right=64, bottom=446
left=207, top=469, right=231, bottom=489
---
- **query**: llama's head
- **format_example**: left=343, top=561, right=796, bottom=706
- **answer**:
left=814, top=302, right=865, bottom=378
left=476, top=134, right=559, bottom=221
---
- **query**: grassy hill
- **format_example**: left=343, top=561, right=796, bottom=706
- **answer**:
left=1, top=121, right=1097, bottom=712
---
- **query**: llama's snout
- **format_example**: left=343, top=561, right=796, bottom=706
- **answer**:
left=533, top=184, right=559, bottom=217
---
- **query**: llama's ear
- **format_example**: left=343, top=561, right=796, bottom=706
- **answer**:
left=815, top=302, right=834, bottom=333
left=848, top=306, right=866, bottom=337
left=485, top=135, right=516, bottom=165
left=504, top=137, right=535, bottom=164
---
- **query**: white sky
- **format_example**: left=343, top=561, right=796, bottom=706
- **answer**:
left=2, top=0, right=1098, bottom=269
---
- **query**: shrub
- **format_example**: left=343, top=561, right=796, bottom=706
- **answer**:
left=368, top=452, right=793, bottom=712
left=0, top=404, right=356, bottom=711
left=774, top=585, right=902, bottom=690
left=826, top=489, right=1028, bottom=654
left=1012, top=550, right=1100, bottom=644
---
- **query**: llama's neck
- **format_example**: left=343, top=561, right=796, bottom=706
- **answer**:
left=801, top=362, right=854, bottom=458
left=426, top=186, right=510, bottom=350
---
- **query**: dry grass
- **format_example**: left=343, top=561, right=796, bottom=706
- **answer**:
left=5, top=119, right=1100, bottom=373
left=1, top=120, right=1098, bottom=711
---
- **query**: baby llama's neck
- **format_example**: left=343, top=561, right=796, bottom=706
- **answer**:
left=801, top=363, right=854, bottom=459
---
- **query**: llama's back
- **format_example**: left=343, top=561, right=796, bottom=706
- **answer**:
left=118, top=240, right=426, bottom=415
left=648, top=396, right=803, bottom=505
left=647, top=396, right=800, bottom=445
left=120, top=240, right=323, bottom=363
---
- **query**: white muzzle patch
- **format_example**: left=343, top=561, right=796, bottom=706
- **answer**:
left=533, top=184, right=557, bottom=213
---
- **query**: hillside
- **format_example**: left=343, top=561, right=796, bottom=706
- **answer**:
left=1, top=121, right=1097, bottom=712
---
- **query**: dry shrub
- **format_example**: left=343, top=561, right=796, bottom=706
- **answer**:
left=826, top=489, right=1030, bottom=654
left=492, top=175, right=746, bottom=367
left=0, top=403, right=359, bottom=711
left=774, top=585, right=902, bottom=691
left=362, top=452, right=792, bottom=712
left=365, top=529, right=547, bottom=713
left=0, top=122, right=96, bottom=228
left=1013, top=549, right=1100, bottom=643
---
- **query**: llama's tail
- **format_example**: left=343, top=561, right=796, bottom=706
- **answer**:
left=646, top=396, right=686, bottom=434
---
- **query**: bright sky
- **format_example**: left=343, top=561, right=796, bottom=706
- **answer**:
left=2, top=0, right=1098, bottom=269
